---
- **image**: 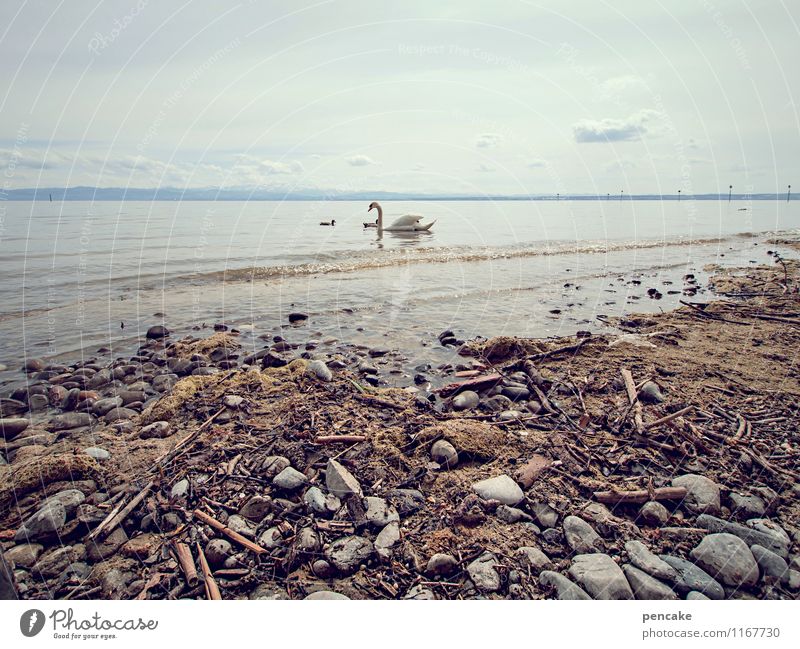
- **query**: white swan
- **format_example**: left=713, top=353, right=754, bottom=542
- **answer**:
left=368, top=201, right=435, bottom=232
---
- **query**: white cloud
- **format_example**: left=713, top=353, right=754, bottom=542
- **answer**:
left=573, top=109, right=662, bottom=143
left=476, top=133, right=502, bottom=148
left=345, top=154, right=376, bottom=166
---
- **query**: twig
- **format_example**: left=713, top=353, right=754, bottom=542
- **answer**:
left=643, top=406, right=694, bottom=431
left=192, top=509, right=268, bottom=555
left=593, top=486, right=688, bottom=505
left=88, top=481, right=153, bottom=540
left=195, top=542, right=222, bottom=600
left=172, top=541, right=198, bottom=587
left=314, top=435, right=367, bottom=445
left=620, top=368, right=644, bottom=433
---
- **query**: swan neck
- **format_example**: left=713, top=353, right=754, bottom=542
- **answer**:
left=376, top=203, right=383, bottom=231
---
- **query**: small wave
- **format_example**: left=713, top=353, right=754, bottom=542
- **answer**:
left=181, top=235, right=728, bottom=284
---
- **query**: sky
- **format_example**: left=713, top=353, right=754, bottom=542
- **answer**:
left=0, top=0, right=797, bottom=195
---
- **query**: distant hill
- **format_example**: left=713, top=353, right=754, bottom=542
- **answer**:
left=2, top=186, right=792, bottom=201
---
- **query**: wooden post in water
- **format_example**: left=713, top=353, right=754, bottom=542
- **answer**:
left=728, top=184, right=733, bottom=202
left=788, top=185, right=792, bottom=202
left=620, top=189, right=624, bottom=201
left=678, top=189, right=681, bottom=202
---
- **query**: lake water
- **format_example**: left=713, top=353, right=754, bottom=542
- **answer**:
left=0, top=199, right=796, bottom=385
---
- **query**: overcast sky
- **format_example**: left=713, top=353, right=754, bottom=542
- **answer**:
left=0, top=0, right=797, bottom=195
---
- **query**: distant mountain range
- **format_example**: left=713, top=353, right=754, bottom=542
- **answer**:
left=1, top=186, right=793, bottom=201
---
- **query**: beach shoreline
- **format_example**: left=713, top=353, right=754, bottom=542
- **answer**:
left=1, top=243, right=799, bottom=600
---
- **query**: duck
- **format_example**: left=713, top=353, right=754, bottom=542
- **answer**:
left=319, top=219, right=336, bottom=226
left=367, top=201, right=435, bottom=232
left=363, top=219, right=378, bottom=228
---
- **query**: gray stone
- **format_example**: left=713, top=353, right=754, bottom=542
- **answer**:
left=672, top=474, right=721, bottom=515
left=325, top=536, right=374, bottom=574
left=746, top=519, right=790, bottom=547
left=364, top=497, right=399, bottom=528
left=262, top=455, right=291, bottom=478
left=472, top=475, right=524, bottom=506
left=452, top=390, right=479, bottom=411
left=388, top=489, right=425, bottom=515
left=404, top=585, right=436, bottom=600
left=568, top=554, right=634, bottom=600
left=497, top=409, right=524, bottom=422
left=639, top=501, right=670, bottom=526
left=325, top=459, right=362, bottom=498
left=170, top=479, right=189, bottom=499
left=659, top=555, right=725, bottom=599
left=750, top=544, right=789, bottom=584
left=104, top=407, right=138, bottom=423
left=502, top=385, right=530, bottom=401
left=496, top=505, right=533, bottom=524
left=312, top=560, right=335, bottom=578
left=539, top=570, right=591, bottom=600
left=239, top=495, right=272, bottom=522
left=295, top=528, right=320, bottom=554
left=139, top=420, right=172, bottom=439
left=788, top=569, right=800, bottom=591
left=258, top=527, right=285, bottom=550
left=638, top=381, right=664, bottom=404
left=304, top=591, right=349, bottom=600
left=205, top=539, right=232, bottom=567
left=625, top=541, right=678, bottom=582
left=92, top=397, right=123, bottom=416
left=249, top=584, right=289, bottom=600
left=225, top=515, right=255, bottom=539
left=729, top=493, right=766, bottom=519
left=15, top=502, right=67, bottom=542
left=623, top=564, right=678, bottom=600
left=686, top=591, right=710, bottom=600
left=4, top=543, right=44, bottom=569
left=530, top=502, right=559, bottom=528
left=516, top=546, right=551, bottom=572
left=564, top=515, right=603, bottom=553
left=374, top=521, right=400, bottom=559
left=426, top=553, right=459, bottom=577
left=303, top=487, right=340, bottom=516
left=49, top=412, right=94, bottom=431
left=83, top=446, right=110, bottom=460
left=32, top=544, right=86, bottom=578
left=222, top=394, right=244, bottom=408
left=40, top=489, right=86, bottom=518
left=307, top=360, right=333, bottom=382
left=467, top=552, right=501, bottom=592
left=430, top=439, right=459, bottom=468
left=696, top=515, right=789, bottom=557
left=86, top=527, right=128, bottom=562
left=0, top=417, right=30, bottom=440
left=272, top=466, right=307, bottom=490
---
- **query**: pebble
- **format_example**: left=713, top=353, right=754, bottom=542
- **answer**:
left=729, top=493, right=767, bottom=519
left=452, top=390, right=479, bottom=411
left=374, top=521, right=400, bottom=559
left=497, top=409, right=523, bottom=422
left=496, top=505, right=533, bottom=524
left=659, top=555, right=725, bottom=599
left=539, top=571, right=591, bottom=600
left=623, top=564, right=678, bottom=600
left=430, top=439, right=459, bottom=468
left=364, top=497, right=400, bottom=528
left=686, top=591, right=710, bottom=600
left=750, top=544, right=789, bottom=584
left=325, top=459, right=363, bottom=498
left=303, top=486, right=340, bottom=516
left=139, top=421, right=172, bottom=439
left=272, top=467, right=307, bottom=491
left=40, top=489, right=86, bottom=518
left=312, top=560, right=335, bottom=578
left=516, top=546, right=551, bottom=571
left=86, top=527, right=128, bottom=562
left=638, top=381, right=664, bottom=404
left=696, top=514, right=789, bottom=557
left=467, top=552, right=501, bottom=593
left=258, top=527, right=285, bottom=550
left=501, top=385, right=530, bottom=401
left=48, top=412, right=94, bottom=431
left=0, top=418, right=30, bottom=440
left=92, top=397, right=123, bottom=416
left=239, top=495, right=272, bottom=522
left=325, top=536, right=374, bottom=574
left=83, top=446, right=110, bottom=461
left=288, top=312, right=308, bottom=324
left=530, top=502, right=559, bottom=528
left=426, top=553, right=459, bottom=577
left=624, top=541, right=678, bottom=582
left=15, top=502, right=67, bottom=542
left=472, top=475, right=524, bottom=506
left=4, top=543, right=44, bottom=569
left=671, top=474, right=721, bottom=515
left=170, top=479, right=190, bottom=499
left=205, top=539, right=232, bottom=567
left=568, top=553, right=634, bottom=600
left=404, top=585, right=436, bottom=600
left=146, top=325, right=170, bottom=339
left=388, top=489, right=425, bottom=515
left=222, top=394, right=244, bottom=409
left=307, top=360, right=333, bottom=382
left=304, top=591, right=349, bottom=600
left=690, top=533, right=759, bottom=588
left=33, top=544, right=85, bottom=578
left=262, top=455, right=291, bottom=478
left=639, top=501, right=670, bottom=526
left=563, top=516, right=603, bottom=553
left=746, top=519, right=791, bottom=547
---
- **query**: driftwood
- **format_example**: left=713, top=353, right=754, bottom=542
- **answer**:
left=526, top=338, right=589, bottom=361
left=620, top=368, right=644, bottom=433
left=643, top=405, right=694, bottom=431
left=593, top=486, right=688, bottom=505
left=172, top=541, right=198, bottom=587
left=314, top=435, right=367, bottom=445
left=193, top=509, right=268, bottom=555
left=438, top=373, right=502, bottom=397
left=196, top=542, right=222, bottom=600
left=89, top=481, right=153, bottom=540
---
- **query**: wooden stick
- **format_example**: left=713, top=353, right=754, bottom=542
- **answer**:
left=314, top=435, right=367, bottom=445
left=89, top=481, right=153, bottom=540
left=620, top=368, right=644, bottom=433
left=192, top=509, right=268, bottom=555
left=526, top=338, right=588, bottom=362
left=643, top=405, right=694, bottom=431
left=150, top=406, right=226, bottom=470
left=593, top=486, right=687, bottom=505
left=172, top=541, right=198, bottom=587
left=195, top=542, right=222, bottom=600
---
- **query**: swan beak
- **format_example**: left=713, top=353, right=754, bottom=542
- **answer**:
left=367, top=206, right=373, bottom=212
